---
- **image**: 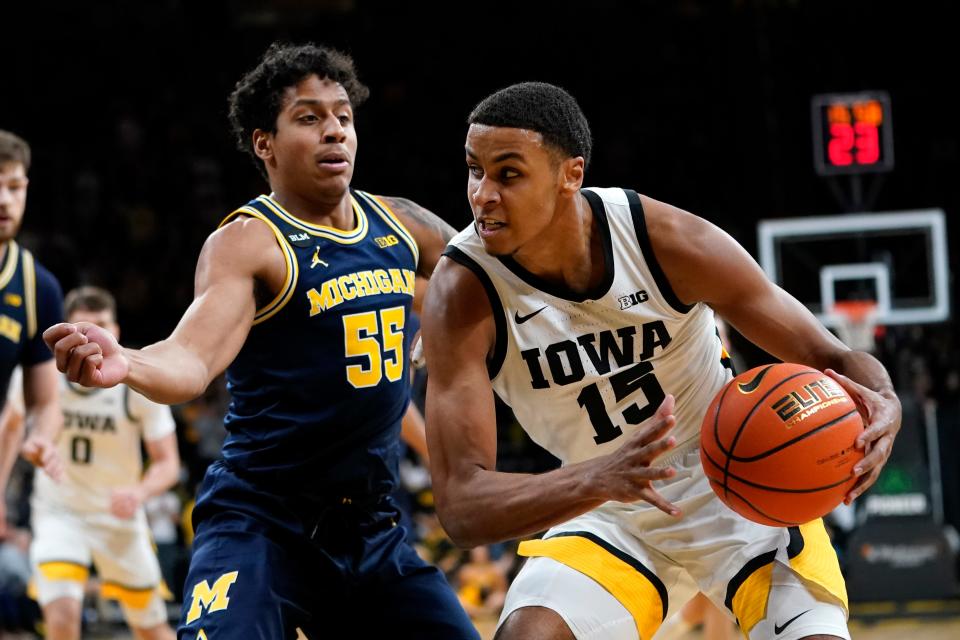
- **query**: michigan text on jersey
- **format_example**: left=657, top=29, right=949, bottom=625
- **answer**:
left=306, top=268, right=415, bottom=315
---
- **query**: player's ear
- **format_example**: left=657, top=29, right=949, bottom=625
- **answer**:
left=559, top=156, right=585, bottom=196
left=252, top=129, right=273, bottom=162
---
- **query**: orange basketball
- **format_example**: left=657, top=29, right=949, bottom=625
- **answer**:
left=700, top=363, right=864, bottom=526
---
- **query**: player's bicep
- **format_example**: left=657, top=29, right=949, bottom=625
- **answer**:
left=164, top=222, right=264, bottom=377
left=650, top=202, right=847, bottom=365
left=422, top=258, right=499, bottom=481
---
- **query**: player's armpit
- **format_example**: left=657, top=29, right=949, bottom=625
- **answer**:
left=376, top=195, right=458, bottom=279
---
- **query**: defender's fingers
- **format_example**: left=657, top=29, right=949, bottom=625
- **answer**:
left=43, top=323, right=77, bottom=349
left=80, top=355, right=104, bottom=387
left=66, top=342, right=103, bottom=382
left=53, top=331, right=88, bottom=373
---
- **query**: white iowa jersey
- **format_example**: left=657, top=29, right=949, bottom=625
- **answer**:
left=446, top=187, right=733, bottom=466
left=32, top=375, right=175, bottom=526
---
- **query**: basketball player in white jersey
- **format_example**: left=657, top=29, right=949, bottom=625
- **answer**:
left=8, top=286, right=179, bottom=640
left=421, top=83, right=902, bottom=640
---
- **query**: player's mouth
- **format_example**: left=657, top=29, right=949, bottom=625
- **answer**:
left=316, top=151, right=351, bottom=172
left=477, top=218, right=506, bottom=238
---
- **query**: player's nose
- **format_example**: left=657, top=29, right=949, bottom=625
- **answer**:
left=321, top=115, right=347, bottom=144
left=470, top=175, right=500, bottom=210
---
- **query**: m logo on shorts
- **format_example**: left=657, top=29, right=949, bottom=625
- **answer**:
left=186, top=571, right=239, bottom=624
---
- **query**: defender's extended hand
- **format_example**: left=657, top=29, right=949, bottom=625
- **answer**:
left=43, top=323, right=129, bottom=388
left=825, top=369, right=902, bottom=505
left=588, top=395, right=681, bottom=516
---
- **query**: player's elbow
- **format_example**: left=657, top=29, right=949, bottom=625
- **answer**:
left=436, top=509, right=483, bottom=549
left=434, top=485, right=488, bottom=549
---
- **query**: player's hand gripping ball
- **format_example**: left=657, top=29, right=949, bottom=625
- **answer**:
left=700, top=363, right=864, bottom=526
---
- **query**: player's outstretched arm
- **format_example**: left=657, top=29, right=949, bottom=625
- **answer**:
left=642, top=196, right=902, bottom=504
left=423, top=258, right=680, bottom=548
left=378, top=196, right=458, bottom=278
left=44, top=217, right=275, bottom=405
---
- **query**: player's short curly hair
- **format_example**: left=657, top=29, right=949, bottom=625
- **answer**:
left=228, top=42, right=370, bottom=177
left=468, top=82, right=592, bottom=168
left=0, top=130, right=31, bottom=171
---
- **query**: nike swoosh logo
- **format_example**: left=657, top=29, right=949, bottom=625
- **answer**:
left=514, top=306, right=548, bottom=324
left=774, top=609, right=811, bottom=635
left=737, top=364, right=775, bottom=394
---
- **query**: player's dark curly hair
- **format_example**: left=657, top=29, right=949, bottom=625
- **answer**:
left=468, top=82, right=592, bottom=168
left=228, top=42, right=370, bottom=177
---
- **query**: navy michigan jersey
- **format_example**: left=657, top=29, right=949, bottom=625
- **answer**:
left=0, top=239, right=63, bottom=408
left=218, top=190, right=418, bottom=499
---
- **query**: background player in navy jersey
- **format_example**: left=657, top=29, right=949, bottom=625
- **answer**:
left=0, top=130, right=64, bottom=535
left=43, top=44, right=477, bottom=638
left=422, top=83, right=902, bottom=639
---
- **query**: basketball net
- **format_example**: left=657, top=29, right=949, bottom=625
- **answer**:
left=831, top=300, right=878, bottom=352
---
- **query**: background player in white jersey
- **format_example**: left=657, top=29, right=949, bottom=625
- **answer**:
left=422, top=83, right=902, bottom=640
left=8, top=286, right=179, bottom=640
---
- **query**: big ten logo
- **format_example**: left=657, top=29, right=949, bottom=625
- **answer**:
left=618, top=290, right=648, bottom=310
left=770, top=378, right=848, bottom=426
left=186, top=571, right=239, bottom=624
left=374, top=234, right=399, bottom=249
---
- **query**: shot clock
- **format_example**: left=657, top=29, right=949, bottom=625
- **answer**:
left=812, top=91, right=894, bottom=176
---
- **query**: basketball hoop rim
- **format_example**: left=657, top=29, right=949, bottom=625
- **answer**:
left=830, top=300, right=878, bottom=323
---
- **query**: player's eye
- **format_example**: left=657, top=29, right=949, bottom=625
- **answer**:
left=337, top=114, right=351, bottom=125
left=298, top=114, right=319, bottom=123
left=467, top=164, right=483, bottom=178
left=501, top=168, right=520, bottom=180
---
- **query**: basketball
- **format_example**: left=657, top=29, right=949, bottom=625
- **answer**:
left=700, top=363, right=865, bottom=526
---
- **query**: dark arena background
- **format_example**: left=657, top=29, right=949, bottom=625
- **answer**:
left=1, top=1, right=958, bottom=638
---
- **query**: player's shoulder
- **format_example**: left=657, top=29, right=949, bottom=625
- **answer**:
left=30, top=257, right=64, bottom=297
left=634, top=192, right=713, bottom=249
left=206, top=206, right=280, bottom=254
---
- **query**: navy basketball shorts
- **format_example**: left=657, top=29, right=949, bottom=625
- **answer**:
left=177, top=461, right=478, bottom=639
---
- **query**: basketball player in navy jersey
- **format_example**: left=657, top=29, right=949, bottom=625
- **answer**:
left=422, top=83, right=902, bottom=639
left=0, top=130, right=64, bottom=535
left=44, top=44, right=477, bottom=638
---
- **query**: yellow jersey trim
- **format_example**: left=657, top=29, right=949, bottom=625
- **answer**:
left=101, top=582, right=157, bottom=609
left=788, top=520, right=849, bottom=611
left=356, top=191, right=420, bottom=268
left=730, top=562, right=774, bottom=633
left=38, top=561, right=89, bottom=583
left=219, top=207, right=298, bottom=325
left=0, top=240, right=20, bottom=290
left=258, top=194, right=369, bottom=244
left=519, top=535, right=663, bottom=640
left=22, top=248, right=37, bottom=338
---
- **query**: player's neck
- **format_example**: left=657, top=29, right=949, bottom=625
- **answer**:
left=269, top=187, right=355, bottom=231
left=512, top=192, right=602, bottom=294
